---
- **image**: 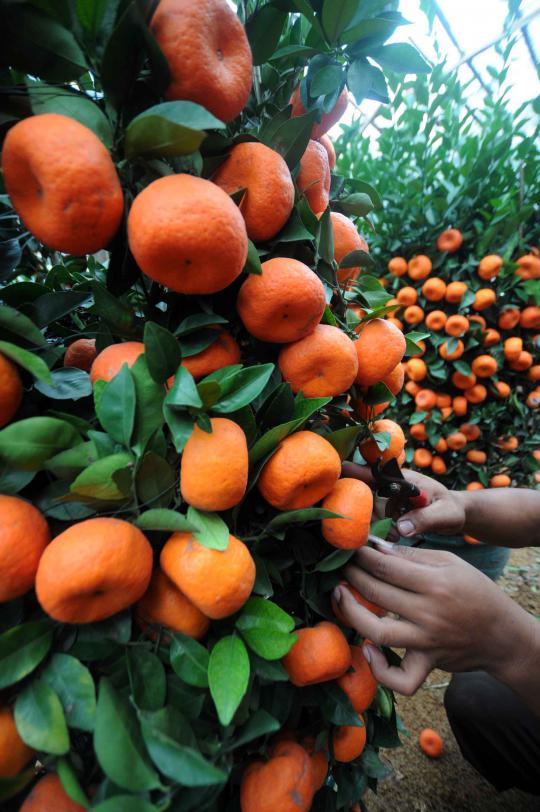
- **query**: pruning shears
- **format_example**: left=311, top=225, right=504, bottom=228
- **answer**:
left=371, top=458, right=430, bottom=519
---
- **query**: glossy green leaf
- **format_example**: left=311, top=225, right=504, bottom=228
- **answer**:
left=135, top=509, right=196, bottom=533
left=0, top=305, right=45, bottom=347
left=0, top=341, right=52, bottom=383
left=0, top=417, right=80, bottom=470
left=236, top=598, right=297, bottom=661
left=0, top=621, right=53, bottom=690
left=97, top=364, right=136, bottom=446
left=15, top=680, right=70, bottom=755
left=186, top=507, right=230, bottom=551
left=208, top=636, right=250, bottom=725
left=170, top=634, right=209, bottom=688
left=70, top=452, right=133, bottom=501
left=127, top=648, right=166, bottom=711
left=144, top=322, right=182, bottom=384
left=34, top=368, right=92, bottom=400
left=125, top=101, right=225, bottom=159
left=371, top=43, right=430, bottom=75
left=41, top=654, right=96, bottom=732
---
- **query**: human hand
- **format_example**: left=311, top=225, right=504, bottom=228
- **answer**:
left=333, top=540, right=536, bottom=696
left=341, top=462, right=466, bottom=538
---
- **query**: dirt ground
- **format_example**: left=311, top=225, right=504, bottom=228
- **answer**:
left=367, top=547, right=540, bottom=812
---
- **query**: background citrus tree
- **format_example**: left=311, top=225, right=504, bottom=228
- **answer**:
left=337, top=28, right=540, bottom=500
left=0, top=1, right=432, bottom=810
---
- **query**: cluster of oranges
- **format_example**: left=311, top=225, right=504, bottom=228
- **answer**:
left=380, top=229, right=539, bottom=489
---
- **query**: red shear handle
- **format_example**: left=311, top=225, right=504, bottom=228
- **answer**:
left=409, top=489, right=430, bottom=509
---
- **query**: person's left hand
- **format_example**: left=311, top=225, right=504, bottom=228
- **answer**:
left=334, top=539, right=535, bottom=696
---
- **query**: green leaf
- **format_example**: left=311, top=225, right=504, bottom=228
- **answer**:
left=0, top=621, right=53, bottom=690
left=243, top=240, right=263, bottom=275
left=371, top=43, right=431, bottom=74
left=125, top=101, right=225, bottom=159
left=347, top=58, right=389, bottom=104
left=130, top=355, right=166, bottom=454
left=264, top=508, right=343, bottom=535
left=336, top=191, right=375, bottom=217
left=404, top=331, right=430, bottom=356
left=0, top=417, right=80, bottom=470
left=92, top=798, right=157, bottom=812
left=32, top=290, right=92, bottom=328
left=34, top=368, right=92, bottom=400
left=44, top=441, right=98, bottom=479
left=97, top=364, right=136, bottom=446
left=236, top=598, right=297, bottom=661
left=186, top=507, right=230, bottom=551
left=229, top=709, right=280, bottom=750
left=166, top=366, right=203, bottom=410
left=454, top=360, right=473, bottom=376
left=208, top=636, right=250, bottom=725
left=175, top=313, right=228, bottom=336
left=164, top=409, right=195, bottom=453
left=272, top=111, right=319, bottom=170
left=127, top=649, right=166, bottom=712
left=322, top=0, right=358, bottom=43
left=212, top=364, right=275, bottom=414
left=310, top=64, right=344, bottom=96
left=139, top=707, right=226, bottom=786
left=170, top=634, right=209, bottom=688
left=144, top=322, right=182, bottom=384
left=91, top=283, right=134, bottom=334
left=317, top=206, right=334, bottom=265
left=136, top=451, right=176, bottom=509
left=0, top=305, right=45, bottom=346
left=246, top=5, right=287, bottom=65
left=26, top=81, right=112, bottom=145
left=370, top=518, right=393, bottom=539
left=15, top=680, right=70, bottom=755
left=70, top=452, right=133, bottom=501
left=326, top=425, right=364, bottom=459
left=315, top=548, right=355, bottom=572
left=0, top=341, right=52, bottom=383
left=249, top=397, right=332, bottom=464
left=321, top=682, right=363, bottom=726
left=135, top=509, right=196, bottom=533
left=94, top=678, right=161, bottom=791
left=57, top=757, right=90, bottom=808
left=41, top=654, right=96, bottom=732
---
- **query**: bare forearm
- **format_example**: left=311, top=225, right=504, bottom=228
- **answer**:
left=457, top=489, right=540, bottom=547
left=489, top=609, right=540, bottom=717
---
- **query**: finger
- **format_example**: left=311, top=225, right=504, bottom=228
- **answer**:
left=387, top=526, right=400, bottom=544
left=396, top=501, right=458, bottom=538
left=363, top=645, right=433, bottom=696
left=353, top=543, right=444, bottom=592
left=343, top=564, right=421, bottom=619
left=333, top=585, right=420, bottom=648
left=341, top=462, right=375, bottom=487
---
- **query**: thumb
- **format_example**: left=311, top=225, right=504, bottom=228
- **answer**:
left=396, top=502, right=447, bottom=537
left=363, top=645, right=433, bottom=696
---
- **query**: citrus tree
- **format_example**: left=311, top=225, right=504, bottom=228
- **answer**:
left=0, top=1, right=431, bottom=810
left=337, top=37, right=540, bottom=501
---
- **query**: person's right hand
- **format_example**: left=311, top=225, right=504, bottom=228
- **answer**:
left=342, top=462, right=466, bottom=538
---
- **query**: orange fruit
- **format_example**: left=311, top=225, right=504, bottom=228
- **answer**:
left=465, top=384, right=487, bottom=403
left=353, top=398, right=388, bottom=422
left=496, top=435, right=518, bottom=451
left=283, top=621, right=351, bottom=686
left=526, top=390, right=540, bottom=409
left=446, top=432, right=467, bottom=451
left=509, top=351, right=533, bottom=371
left=490, top=474, right=511, bottom=487
left=445, top=281, right=468, bottom=303
left=396, top=286, right=417, bottom=306
left=150, top=0, right=252, bottom=122
left=533, top=449, right=540, bottom=462
left=440, top=406, right=453, bottom=421
left=63, top=338, right=97, bottom=372
left=318, top=134, right=336, bottom=169
left=405, top=380, right=421, bottom=397
left=469, top=314, right=487, bottom=329
left=329, top=212, right=369, bottom=286
left=359, top=418, right=405, bottom=464
left=383, top=363, right=405, bottom=395
left=332, top=715, right=367, bottom=762
left=478, top=255, right=503, bottom=280
left=466, top=481, right=484, bottom=491
left=403, top=305, right=424, bottom=325
left=290, top=85, right=348, bottom=140
left=452, top=396, right=467, bottom=416
left=451, top=371, right=476, bottom=390
left=388, top=257, right=408, bottom=276
left=331, top=581, right=385, bottom=626
left=410, top=423, right=427, bottom=442
left=302, top=736, right=328, bottom=791
left=161, top=531, right=255, bottom=619
left=527, top=364, right=540, bottom=382
left=471, top=355, right=497, bottom=377
left=439, top=340, right=464, bottom=360
left=337, top=645, right=377, bottom=713
left=434, top=437, right=448, bottom=452
left=413, top=338, right=426, bottom=356
left=495, top=380, right=510, bottom=398
left=422, top=277, right=446, bottom=301
left=504, top=337, right=523, bottom=361
left=408, top=255, right=432, bottom=280
left=240, top=740, right=314, bottom=812
left=0, top=495, right=49, bottom=603
left=129, top=174, right=248, bottom=293
left=445, top=315, right=469, bottom=337
left=89, top=341, right=144, bottom=384
left=459, top=423, right=481, bottom=441
left=258, top=430, right=340, bottom=510
left=354, top=318, right=406, bottom=387
left=482, top=328, right=500, bottom=347
left=279, top=324, right=358, bottom=397
left=405, top=357, right=427, bottom=382
left=431, top=456, right=447, bottom=474
left=167, top=330, right=241, bottom=383
left=2, top=114, right=123, bottom=255
left=136, top=568, right=209, bottom=640
left=464, top=534, right=481, bottom=544
left=472, top=288, right=496, bottom=311
left=181, top=418, right=248, bottom=510
left=321, top=478, right=373, bottom=549
left=435, top=393, right=452, bottom=408
left=387, top=316, right=404, bottom=331
left=520, top=306, right=540, bottom=330
left=498, top=308, right=521, bottom=330
left=36, top=518, right=153, bottom=624
left=19, top=773, right=85, bottom=812
left=0, top=353, right=23, bottom=428
left=436, top=228, right=462, bottom=253
left=466, top=449, right=486, bottom=464
left=0, top=706, right=34, bottom=777
left=419, top=728, right=443, bottom=758
left=414, top=448, right=432, bottom=468
left=236, top=257, right=325, bottom=343
left=425, top=310, right=447, bottom=331
left=515, top=254, right=540, bottom=280
left=297, top=139, right=330, bottom=214
left=415, top=388, right=436, bottom=410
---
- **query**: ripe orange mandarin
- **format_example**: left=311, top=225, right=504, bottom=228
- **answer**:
left=354, top=318, right=406, bottom=387
left=89, top=341, right=144, bottom=384
left=0, top=353, right=23, bottom=428
left=388, top=257, right=408, bottom=276
left=290, top=85, right=348, bottom=140
left=436, top=228, right=462, bottom=253
left=332, top=715, right=367, bottom=762
left=408, top=255, right=432, bottom=280
left=337, top=646, right=377, bottom=713
left=321, top=478, right=373, bottom=549
left=279, top=324, right=358, bottom=397
left=422, top=277, right=446, bottom=301
left=359, top=418, right=405, bottom=465
left=0, top=495, right=49, bottom=603
left=136, top=568, right=210, bottom=640
left=63, top=338, right=97, bottom=372
left=168, top=330, right=241, bottom=383
left=297, top=139, right=330, bottom=214
left=318, top=133, right=336, bottom=169
left=419, top=728, right=444, bottom=758
left=478, top=254, right=503, bottom=280
left=445, top=281, right=468, bottom=303
left=329, top=212, right=369, bottom=286
left=19, top=773, right=86, bottom=812
left=282, top=621, right=351, bottom=686
left=0, top=706, right=34, bottom=777
left=240, top=740, right=314, bottom=812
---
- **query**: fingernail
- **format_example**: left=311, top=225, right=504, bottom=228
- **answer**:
left=333, top=587, right=342, bottom=605
left=362, top=643, right=373, bottom=664
left=397, top=519, right=415, bottom=536
left=373, top=538, right=394, bottom=552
